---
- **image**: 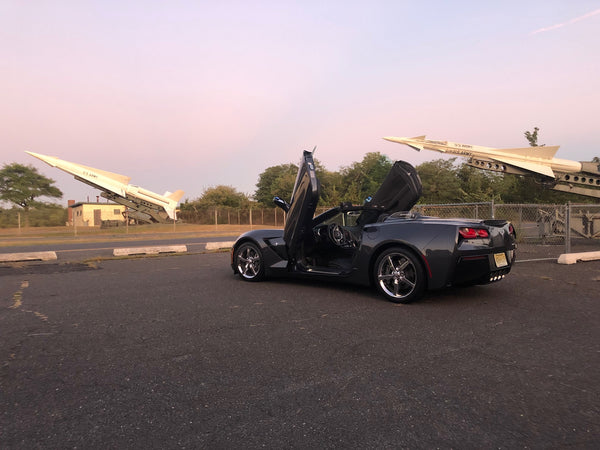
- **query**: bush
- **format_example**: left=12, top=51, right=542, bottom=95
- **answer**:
left=0, top=204, right=68, bottom=228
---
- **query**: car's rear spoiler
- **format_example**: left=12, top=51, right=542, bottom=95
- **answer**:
left=483, top=219, right=508, bottom=227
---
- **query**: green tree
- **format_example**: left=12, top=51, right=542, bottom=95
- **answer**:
left=254, top=163, right=298, bottom=206
left=339, top=152, right=393, bottom=204
left=524, top=126, right=541, bottom=147
left=456, top=164, right=504, bottom=202
left=0, top=163, right=62, bottom=225
left=416, top=159, right=462, bottom=204
left=316, top=165, right=344, bottom=207
left=192, top=185, right=250, bottom=208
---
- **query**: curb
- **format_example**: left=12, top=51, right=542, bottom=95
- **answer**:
left=1, top=241, right=236, bottom=263
left=113, top=245, right=188, bottom=256
left=0, top=251, right=57, bottom=262
left=557, top=251, right=600, bottom=265
left=205, top=241, right=235, bottom=250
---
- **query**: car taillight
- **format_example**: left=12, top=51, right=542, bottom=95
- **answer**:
left=459, top=227, right=489, bottom=239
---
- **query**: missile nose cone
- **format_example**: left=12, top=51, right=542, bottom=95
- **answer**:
left=26, top=151, right=48, bottom=159
left=383, top=135, right=424, bottom=151
left=25, top=151, right=58, bottom=167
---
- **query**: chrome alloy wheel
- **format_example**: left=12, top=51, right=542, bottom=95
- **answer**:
left=235, top=242, right=264, bottom=281
left=374, top=248, right=425, bottom=303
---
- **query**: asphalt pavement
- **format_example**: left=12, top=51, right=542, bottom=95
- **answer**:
left=1, top=250, right=598, bottom=448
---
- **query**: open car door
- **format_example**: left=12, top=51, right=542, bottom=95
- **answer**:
left=283, top=150, right=320, bottom=265
left=357, top=160, right=422, bottom=225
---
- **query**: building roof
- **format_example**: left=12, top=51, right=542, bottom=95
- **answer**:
left=69, top=202, right=123, bottom=208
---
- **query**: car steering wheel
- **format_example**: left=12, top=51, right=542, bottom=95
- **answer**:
left=328, top=223, right=345, bottom=246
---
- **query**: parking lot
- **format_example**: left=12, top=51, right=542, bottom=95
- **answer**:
left=1, top=251, right=599, bottom=448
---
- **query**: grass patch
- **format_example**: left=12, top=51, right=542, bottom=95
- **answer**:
left=0, top=224, right=279, bottom=248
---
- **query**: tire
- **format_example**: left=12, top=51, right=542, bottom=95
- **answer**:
left=373, top=247, right=426, bottom=303
left=234, top=242, right=265, bottom=282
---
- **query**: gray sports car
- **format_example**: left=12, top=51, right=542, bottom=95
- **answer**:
left=232, top=150, right=516, bottom=303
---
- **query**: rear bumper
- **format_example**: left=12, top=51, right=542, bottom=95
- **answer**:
left=452, top=249, right=515, bottom=285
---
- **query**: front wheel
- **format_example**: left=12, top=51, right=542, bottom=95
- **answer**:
left=373, top=247, right=426, bottom=303
left=234, top=242, right=265, bottom=281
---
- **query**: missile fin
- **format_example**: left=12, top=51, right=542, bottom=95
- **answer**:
left=165, top=190, right=184, bottom=202
left=500, top=145, right=560, bottom=160
left=492, top=156, right=556, bottom=178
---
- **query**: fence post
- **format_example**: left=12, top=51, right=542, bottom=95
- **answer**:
left=215, top=209, right=218, bottom=231
left=250, top=208, right=253, bottom=230
left=565, top=202, right=571, bottom=254
left=274, top=207, right=277, bottom=227
left=519, top=206, right=523, bottom=229
left=491, top=199, right=495, bottom=219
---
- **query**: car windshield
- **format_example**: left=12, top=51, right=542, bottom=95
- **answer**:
left=320, top=211, right=361, bottom=227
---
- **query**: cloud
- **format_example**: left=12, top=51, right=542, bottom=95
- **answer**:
left=531, top=8, right=600, bottom=34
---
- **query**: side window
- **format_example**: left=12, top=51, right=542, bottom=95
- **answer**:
left=322, top=211, right=361, bottom=227
left=345, top=211, right=361, bottom=227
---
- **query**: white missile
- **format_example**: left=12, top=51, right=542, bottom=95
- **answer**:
left=383, top=135, right=587, bottom=179
left=26, top=152, right=184, bottom=223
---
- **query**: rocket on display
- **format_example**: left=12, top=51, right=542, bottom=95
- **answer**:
left=27, top=152, right=184, bottom=223
left=384, top=135, right=600, bottom=198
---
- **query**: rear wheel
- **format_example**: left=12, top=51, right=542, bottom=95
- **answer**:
left=234, top=242, right=265, bottom=281
left=374, top=247, right=425, bottom=303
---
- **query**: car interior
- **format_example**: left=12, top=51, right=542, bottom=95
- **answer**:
left=276, top=154, right=423, bottom=275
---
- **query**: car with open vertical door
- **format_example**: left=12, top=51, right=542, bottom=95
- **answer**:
left=232, top=150, right=516, bottom=303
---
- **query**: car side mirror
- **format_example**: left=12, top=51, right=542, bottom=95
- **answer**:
left=273, top=196, right=290, bottom=213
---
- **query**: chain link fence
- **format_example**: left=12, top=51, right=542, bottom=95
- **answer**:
left=180, top=203, right=600, bottom=259
left=413, top=202, right=600, bottom=259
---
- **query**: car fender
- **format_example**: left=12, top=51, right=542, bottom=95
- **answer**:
left=231, top=230, right=287, bottom=274
left=358, top=222, right=457, bottom=290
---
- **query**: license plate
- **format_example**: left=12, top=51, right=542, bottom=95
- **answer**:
left=494, top=252, right=508, bottom=268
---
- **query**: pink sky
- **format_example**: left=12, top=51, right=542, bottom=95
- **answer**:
left=2, top=1, right=599, bottom=204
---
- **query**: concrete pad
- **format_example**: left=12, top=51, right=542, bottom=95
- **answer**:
left=205, top=241, right=235, bottom=250
left=0, top=251, right=57, bottom=262
left=557, top=251, right=600, bottom=265
left=113, top=245, right=187, bottom=256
